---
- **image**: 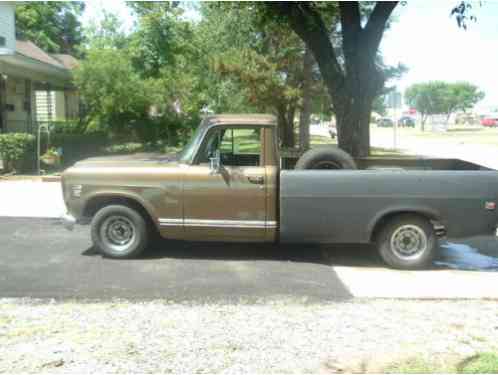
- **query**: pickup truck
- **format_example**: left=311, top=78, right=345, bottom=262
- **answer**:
left=61, top=114, right=498, bottom=269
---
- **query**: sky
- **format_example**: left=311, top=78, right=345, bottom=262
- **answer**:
left=82, top=1, right=498, bottom=111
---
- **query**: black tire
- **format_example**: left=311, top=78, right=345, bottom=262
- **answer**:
left=295, top=146, right=357, bottom=170
left=91, top=204, right=149, bottom=259
left=375, top=214, right=437, bottom=270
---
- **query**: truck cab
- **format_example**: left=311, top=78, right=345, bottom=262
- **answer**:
left=171, top=114, right=279, bottom=242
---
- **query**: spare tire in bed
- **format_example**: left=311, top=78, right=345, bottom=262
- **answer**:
left=294, top=147, right=357, bottom=170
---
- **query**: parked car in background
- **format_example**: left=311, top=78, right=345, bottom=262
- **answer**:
left=397, top=116, right=415, bottom=128
left=455, top=113, right=479, bottom=126
left=481, top=116, right=498, bottom=127
left=377, top=117, right=394, bottom=127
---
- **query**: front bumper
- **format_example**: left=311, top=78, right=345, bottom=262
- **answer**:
left=61, top=213, right=77, bottom=231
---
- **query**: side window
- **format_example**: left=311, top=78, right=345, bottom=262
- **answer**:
left=220, top=128, right=261, bottom=167
left=198, top=127, right=262, bottom=167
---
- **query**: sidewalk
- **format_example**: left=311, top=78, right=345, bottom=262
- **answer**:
left=0, top=180, right=65, bottom=218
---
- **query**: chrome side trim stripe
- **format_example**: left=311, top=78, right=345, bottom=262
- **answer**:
left=267, top=221, right=278, bottom=228
left=158, top=218, right=183, bottom=226
left=159, top=218, right=277, bottom=229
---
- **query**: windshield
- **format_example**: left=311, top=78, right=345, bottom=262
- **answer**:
left=178, top=124, right=206, bottom=163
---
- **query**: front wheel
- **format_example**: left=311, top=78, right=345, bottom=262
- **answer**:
left=375, top=214, right=438, bottom=269
left=91, top=204, right=149, bottom=259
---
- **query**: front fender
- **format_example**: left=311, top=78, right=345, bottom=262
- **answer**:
left=81, top=189, right=161, bottom=229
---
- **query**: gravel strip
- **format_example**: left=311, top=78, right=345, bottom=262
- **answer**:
left=1, top=298, right=497, bottom=373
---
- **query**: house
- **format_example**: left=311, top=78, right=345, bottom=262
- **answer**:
left=0, top=2, right=80, bottom=134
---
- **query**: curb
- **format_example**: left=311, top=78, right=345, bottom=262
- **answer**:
left=41, top=175, right=61, bottom=183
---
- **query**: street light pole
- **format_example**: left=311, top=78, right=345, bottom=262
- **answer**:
left=37, top=123, right=50, bottom=175
left=388, top=90, right=402, bottom=150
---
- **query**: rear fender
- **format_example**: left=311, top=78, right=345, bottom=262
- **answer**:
left=368, top=205, right=442, bottom=241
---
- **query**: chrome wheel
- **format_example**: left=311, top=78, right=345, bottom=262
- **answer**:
left=100, top=215, right=136, bottom=253
left=390, top=224, right=428, bottom=260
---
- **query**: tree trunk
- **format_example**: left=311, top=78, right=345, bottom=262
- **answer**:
left=334, top=90, right=373, bottom=157
left=299, top=47, right=313, bottom=151
left=330, top=52, right=381, bottom=158
left=421, top=114, right=427, bottom=131
left=277, top=105, right=296, bottom=148
left=269, top=2, right=398, bottom=158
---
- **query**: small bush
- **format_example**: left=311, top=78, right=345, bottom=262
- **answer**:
left=0, top=133, right=35, bottom=173
left=459, top=353, right=498, bottom=374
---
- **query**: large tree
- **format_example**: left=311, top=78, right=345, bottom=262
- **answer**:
left=15, top=2, right=85, bottom=55
left=405, top=81, right=484, bottom=130
left=199, top=3, right=331, bottom=149
left=266, top=2, right=398, bottom=157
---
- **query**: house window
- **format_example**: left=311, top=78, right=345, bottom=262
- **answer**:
left=0, top=36, right=5, bottom=47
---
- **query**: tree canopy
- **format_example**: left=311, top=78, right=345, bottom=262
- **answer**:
left=15, top=2, right=85, bottom=55
left=73, top=1, right=405, bottom=151
left=405, top=81, right=484, bottom=129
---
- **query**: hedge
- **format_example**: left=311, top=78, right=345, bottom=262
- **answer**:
left=0, top=133, right=36, bottom=173
left=0, top=131, right=112, bottom=173
left=50, top=133, right=110, bottom=167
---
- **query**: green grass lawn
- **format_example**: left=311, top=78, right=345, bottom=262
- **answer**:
left=104, top=131, right=408, bottom=159
left=310, top=133, right=408, bottom=158
left=385, top=352, right=498, bottom=374
left=374, top=124, right=498, bottom=147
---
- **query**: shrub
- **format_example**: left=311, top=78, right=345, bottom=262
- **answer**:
left=50, top=120, right=88, bottom=135
left=0, top=133, right=35, bottom=173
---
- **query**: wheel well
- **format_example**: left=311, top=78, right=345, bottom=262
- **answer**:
left=83, top=196, right=156, bottom=229
left=370, top=211, right=438, bottom=242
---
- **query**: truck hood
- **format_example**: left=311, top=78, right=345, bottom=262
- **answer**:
left=72, top=152, right=180, bottom=168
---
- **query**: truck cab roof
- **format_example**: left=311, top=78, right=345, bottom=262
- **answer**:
left=202, top=114, right=277, bottom=128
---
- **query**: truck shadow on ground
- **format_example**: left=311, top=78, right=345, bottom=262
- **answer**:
left=83, top=237, right=498, bottom=272
left=83, top=240, right=383, bottom=268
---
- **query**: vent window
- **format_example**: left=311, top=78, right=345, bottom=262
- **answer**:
left=0, top=36, right=5, bottom=47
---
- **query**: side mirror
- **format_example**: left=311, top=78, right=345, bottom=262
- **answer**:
left=209, top=149, right=221, bottom=174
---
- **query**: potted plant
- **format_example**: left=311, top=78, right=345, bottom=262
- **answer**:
left=41, top=147, right=60, bottom=166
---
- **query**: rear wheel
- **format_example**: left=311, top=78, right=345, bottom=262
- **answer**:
left=375, top=214, right=437, bottom=269
left=91, top=204, right=149, bottom=259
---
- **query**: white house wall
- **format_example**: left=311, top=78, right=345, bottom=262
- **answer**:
left=0, top=3, right=16, bottom=55
left=4, top=76, right=32, bottom=132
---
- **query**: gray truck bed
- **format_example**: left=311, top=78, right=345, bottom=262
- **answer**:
left=279, top=169, right=498, bottom=244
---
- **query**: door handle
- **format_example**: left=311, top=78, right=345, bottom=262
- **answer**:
left=247, top=175, right=264, bottom=184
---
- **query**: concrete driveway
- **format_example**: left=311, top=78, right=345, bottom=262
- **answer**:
left=0, top=180, right=65, bottom=218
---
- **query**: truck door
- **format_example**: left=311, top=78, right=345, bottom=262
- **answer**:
left=183, top=125, right=268, bottom=241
